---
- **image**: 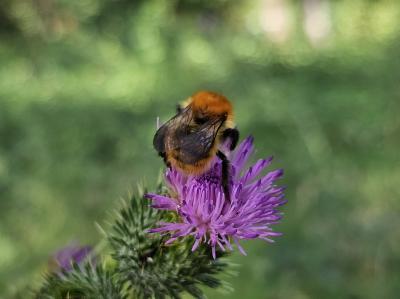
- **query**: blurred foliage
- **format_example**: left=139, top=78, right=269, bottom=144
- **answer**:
left=1, top=0, right=400, bottom=298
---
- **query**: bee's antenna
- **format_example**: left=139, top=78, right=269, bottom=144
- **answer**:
left=156, top=117, right=160, bottom=129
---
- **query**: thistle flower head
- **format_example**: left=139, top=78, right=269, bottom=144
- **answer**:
left=146, top=136, right=286, bottom=258
left=53, top=243, right=93, bottom=271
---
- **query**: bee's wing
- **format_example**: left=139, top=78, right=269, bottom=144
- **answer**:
left=153, top=107, right=193, bottom=153
left=178, top=116, right=225, bottom=164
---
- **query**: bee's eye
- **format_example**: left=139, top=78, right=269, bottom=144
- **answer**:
left=194, top=116, right=209, bottom=125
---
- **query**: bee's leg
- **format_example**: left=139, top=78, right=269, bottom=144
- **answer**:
left=222, top=128, right=240, bottom=151
left=217, top=150, right=231, bottom=202
left=159, top=152, right=171, bottom=168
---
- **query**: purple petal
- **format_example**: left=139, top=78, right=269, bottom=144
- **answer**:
left=231, top=136, right=254, bottom=172
left=240, top=157, right=273, bottom=185
left=192, top=238, right=202, bottom=251
left=233, top=238, right=247, bottom=256
left=145, top=193, right=178, bottom=210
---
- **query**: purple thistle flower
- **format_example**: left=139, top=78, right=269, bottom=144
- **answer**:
left=53, top=243, right=94, bottom=271
left=146, top=136, right=286, bottom=259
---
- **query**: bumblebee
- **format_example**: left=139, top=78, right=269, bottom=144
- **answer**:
left=153, top=91, right=239, bottom=201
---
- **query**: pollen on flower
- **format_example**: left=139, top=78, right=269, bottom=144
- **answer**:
left=145, top=136, right=286, bottom=259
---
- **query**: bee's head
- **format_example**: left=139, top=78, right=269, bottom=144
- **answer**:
left=190, top=91, right=233, bottom=123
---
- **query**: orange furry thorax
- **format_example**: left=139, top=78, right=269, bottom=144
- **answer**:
left=190, top=91, right=234, bottom=120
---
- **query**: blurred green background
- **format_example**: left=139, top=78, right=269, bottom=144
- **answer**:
left=1, top=0, right=400, bottom=298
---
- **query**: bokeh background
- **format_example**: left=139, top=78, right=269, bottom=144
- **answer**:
left=1, top=0, right=399, bottom=298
